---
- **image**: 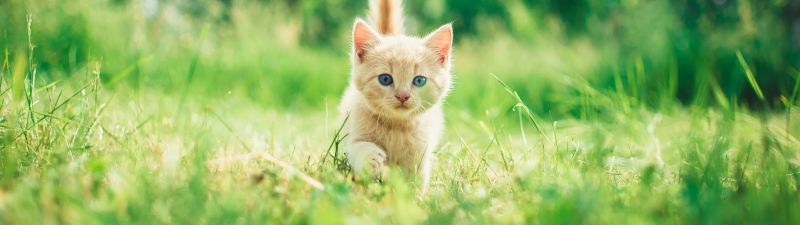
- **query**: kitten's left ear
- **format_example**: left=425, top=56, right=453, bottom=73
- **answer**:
left=353, top=19, right=381, bottom=63
left=424, top=24, right=453, bottom=64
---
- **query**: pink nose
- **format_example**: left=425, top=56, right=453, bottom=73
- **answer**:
left=395, top=94, right=410, bottom=103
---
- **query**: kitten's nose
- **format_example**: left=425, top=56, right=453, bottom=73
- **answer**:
left=395, top=93, right=410, bottom=103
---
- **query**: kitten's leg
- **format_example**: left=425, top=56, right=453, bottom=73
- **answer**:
left=418, top=148, right=434, bottom=196
left=346, top=141, right=387, bottom=178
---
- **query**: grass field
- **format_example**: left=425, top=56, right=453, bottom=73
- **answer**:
left=2, top=1, right=800, bottom=225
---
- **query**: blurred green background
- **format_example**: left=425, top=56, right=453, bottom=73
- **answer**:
left=1, top=0, right=799, bottom=114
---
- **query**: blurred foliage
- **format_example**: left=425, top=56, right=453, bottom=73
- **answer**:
left=1, top=0, right=90, bottom=74
left=1, top=0, right=799, bottom=109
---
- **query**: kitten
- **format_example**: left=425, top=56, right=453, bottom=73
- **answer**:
left=339, top=0, right=453, bottom=193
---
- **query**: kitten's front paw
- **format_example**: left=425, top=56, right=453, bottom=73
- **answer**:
left=347, top=142, right=387, bottom=180
left=366, top=149, right=386, bottom=175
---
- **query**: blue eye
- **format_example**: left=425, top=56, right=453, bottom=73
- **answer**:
left=412, top=76, right=427, bottom=87
left=378, top=74, right=393, bottom=86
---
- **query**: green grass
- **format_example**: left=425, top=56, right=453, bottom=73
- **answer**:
left=2, top=53, right=799, bottom=224
left=2, top=1, right=800, bottom=224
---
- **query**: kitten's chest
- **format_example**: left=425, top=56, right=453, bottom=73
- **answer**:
left=378, top=125, right=428, bottom=167
left=359, top=115, right=440, bottom=170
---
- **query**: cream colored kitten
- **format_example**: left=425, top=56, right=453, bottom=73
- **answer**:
left=339, top=0, right=453, bottom=192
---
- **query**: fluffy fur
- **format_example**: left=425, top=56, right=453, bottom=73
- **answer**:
left=339, top=0, right=453, bottom=193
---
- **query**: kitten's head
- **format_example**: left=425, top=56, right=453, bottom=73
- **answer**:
left=350, top=19, right=453, bottom=119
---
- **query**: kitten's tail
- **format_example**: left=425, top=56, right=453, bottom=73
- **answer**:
left=369, top=0, right=404, bottom=35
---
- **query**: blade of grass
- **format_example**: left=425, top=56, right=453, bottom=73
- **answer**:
left=121, top=115, right=152, bottom=142
left=13, top=80, right=95, bottom=140
left=491, top=73, right=548, bottom=142
left=321, top=113, right=350, bottom=171
left=788, top=68, right=800, bottom=110
left=106, top=55, right=153, bottom=87
left=709, top=76, right=730, bottom=110
left=1, top=48, right=7, bottom=93
left=491, top=123, right=512, bottom=171
left=26, top=14, right=36, bottom=128
left=787, top=68, right=800, bottom=133
left=175, top=25, right=210, bottom=117
left=206, top=107, right=325, bottom=190
left=10, top=53, right=27, bottom=143
left=735, top=50, right=765, bottom=102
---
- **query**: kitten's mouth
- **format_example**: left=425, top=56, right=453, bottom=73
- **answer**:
left=394, top=102, right=412, bottom=110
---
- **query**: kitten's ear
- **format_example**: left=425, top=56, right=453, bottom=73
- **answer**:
left=424, top=24, right=453, bottom=64
left=353, top=19, right=380, bottom=62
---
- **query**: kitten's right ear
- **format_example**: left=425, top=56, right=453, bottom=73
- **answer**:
left=353, top=19, right=380, bottom=62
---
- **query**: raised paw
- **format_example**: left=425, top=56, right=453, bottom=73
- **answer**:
left=346, top=142, right=388, bottom=180
left=366, top=149, right=386, bottom=175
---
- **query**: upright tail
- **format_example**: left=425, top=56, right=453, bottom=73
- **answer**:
left=369, top=0, right=404, bottom=35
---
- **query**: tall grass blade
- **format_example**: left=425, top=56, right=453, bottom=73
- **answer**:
left=787, top=68, right=800, bottom=133
left=735, top=50, right=765, bottom=102
left=25, top=14, right=36, bottom=127
left=175, top=25, right=210, bottom=117
left=1, top=48, right=7, bottom=93
left=491, top=73, right=548, bottom=142
left=107, top=55, right=153, bottom=87
left=322, top=113, right=350, bottom=171
left=788, top=69, right=800, bottom=112
left=207, top=108, right=325, bottom=190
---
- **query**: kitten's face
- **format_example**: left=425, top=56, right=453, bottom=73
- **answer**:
left=351, top=20, right=453, bottom=118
